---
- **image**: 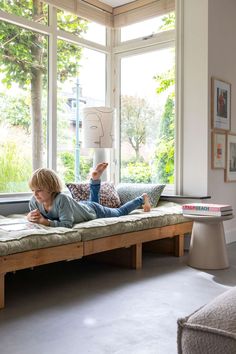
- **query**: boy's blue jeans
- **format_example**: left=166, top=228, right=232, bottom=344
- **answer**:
left=83, top=179, right=144, bottom=218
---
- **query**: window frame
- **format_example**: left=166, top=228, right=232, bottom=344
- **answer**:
left=0, top=5, right=110, bottom=200
left=0, top=5, right=177, bottom=200
left=112, top=27, right=176, bottom=193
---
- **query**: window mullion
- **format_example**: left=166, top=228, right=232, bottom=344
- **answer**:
left=47, top=5, right=57, bottom=170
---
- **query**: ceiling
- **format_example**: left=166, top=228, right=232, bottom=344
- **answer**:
left=99, top=0, right=135, bottom=8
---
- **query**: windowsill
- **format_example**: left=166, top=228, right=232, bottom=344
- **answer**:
left=0, top=193, right=211, bottom=206
left=161, top=195, right=211, bottom=200
left=0, top=190, right=71, bottom=205
left=0, top=197, right=30, bottom=204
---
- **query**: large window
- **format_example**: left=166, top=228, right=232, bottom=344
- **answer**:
left=0, top=3, right=107, bottom=194
left=120, top=47, right=175, bottom=184
left=0, top=1, right=175, bottom=197
left=57, top=44, right=106, bottom=183
left=119, top=14, right=175, bottom=185
left=0, top=21, right=48, bottom=193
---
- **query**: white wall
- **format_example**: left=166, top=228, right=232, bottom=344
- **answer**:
left=182, top=0, right=236, bottom=243
left=208, top=0, right=236, bottom=242
left=182, top=0, right=209, bottom=196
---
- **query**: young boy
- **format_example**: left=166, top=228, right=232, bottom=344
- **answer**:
left=27, top=163, right=151, bottom=228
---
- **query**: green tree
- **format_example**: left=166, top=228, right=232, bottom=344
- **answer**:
left=0, top=1, right=88, bottom=170
left=0, top=142, right=31, bottom=192
left=160, top=12, right=175, bottom=31
left=153, top=95, right=174, bottom=183
left=121, top=95, right=155, bottom=160
left=154, top=67, right=175, bottom=95
left=60, top=152, right=92, bottom=182
left=153, top=12, right=175, bottom=184
left=153, top=68, right=175, bottom=183
left=121, top=161, right=151, bottom=183
left=0, top=93, right=31, bottom=132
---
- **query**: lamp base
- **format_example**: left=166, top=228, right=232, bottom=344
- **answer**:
left=93, top=149, right=108, bottom=181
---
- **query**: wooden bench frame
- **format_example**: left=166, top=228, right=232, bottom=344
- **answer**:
left=0, top=221, right=192, bottom=309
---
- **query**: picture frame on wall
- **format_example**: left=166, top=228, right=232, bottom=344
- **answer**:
left=211, top=78, right=231, bottom=131
left=212, top=131, right=226, bottom=169
left=225, top=133, right=236, bottom=182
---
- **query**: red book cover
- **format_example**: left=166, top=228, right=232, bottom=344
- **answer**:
left=182, top=203, right=232, bottom=212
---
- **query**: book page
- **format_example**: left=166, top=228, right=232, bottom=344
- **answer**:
left=0, top=220, right=41, bottom=232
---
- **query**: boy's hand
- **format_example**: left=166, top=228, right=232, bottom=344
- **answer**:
left=36, top=214, right=50, bottom=226
left=27, top=210, right=50, bottom=226
left=27, top=209, right=41, bottom=222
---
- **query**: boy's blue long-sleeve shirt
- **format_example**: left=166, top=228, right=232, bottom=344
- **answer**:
left=29, top=193, right=96, bottom=228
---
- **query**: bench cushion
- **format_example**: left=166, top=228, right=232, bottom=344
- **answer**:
left=0, top=202, right=187, bottom=256
left=0, top=217, right=82, bottom=257
left=177, top=287, right=236, bottom=354
left=77, top=201, right=186, bottom=242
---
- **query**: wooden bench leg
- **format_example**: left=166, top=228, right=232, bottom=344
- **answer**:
left=174, top=234, right=184, bottom=257
left=131, top=243, right=142, bottom=269
left=0, top=273, right=5, bottom=309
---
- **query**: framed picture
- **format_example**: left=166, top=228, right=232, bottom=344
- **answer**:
left=211, top=78, right=231, bottom=131
left=225, top=133, right=236, bottom=182
left=212, top=131, right=226, bottom=169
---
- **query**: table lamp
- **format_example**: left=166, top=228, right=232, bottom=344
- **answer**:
left=82, top=106, right=114, bottom=180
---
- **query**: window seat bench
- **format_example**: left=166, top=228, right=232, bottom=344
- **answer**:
left=0, top=201, right=192, bottom=309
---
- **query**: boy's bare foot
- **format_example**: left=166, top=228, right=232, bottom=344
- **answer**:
left=91, top=162, right=108, bottom=180
left=142, top=193, right=151, bottom=212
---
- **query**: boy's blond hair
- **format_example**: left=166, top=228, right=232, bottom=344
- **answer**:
left=29, top=168, right=63, bottom=193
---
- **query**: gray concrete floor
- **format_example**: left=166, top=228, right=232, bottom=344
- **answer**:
left=0, top=243, right=236, bottom=354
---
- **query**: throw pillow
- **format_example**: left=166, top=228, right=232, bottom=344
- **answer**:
left=66, top=182, right=121, bottom=208
left=116, top=183, right=165, bottom=207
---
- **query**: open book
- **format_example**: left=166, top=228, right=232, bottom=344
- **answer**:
left=0, top=219, right=42, bottom=232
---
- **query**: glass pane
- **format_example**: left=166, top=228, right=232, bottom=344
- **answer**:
left=120, top=47, right=175, bottom=184
left=121, top=12, right=175, bottom=42
left=0, top=0, right=48, bottom=24
left=57, top=40, right=106, bottom=184
left=82, top=22, right=106, bottom=46
left=0, top=22, right=48, bottom=193
left=57, top=10, right=106, bottom=46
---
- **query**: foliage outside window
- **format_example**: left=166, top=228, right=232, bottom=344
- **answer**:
left=57, top=9, right=106, bottom=46
left=0, top=3, right=175, bottom=195
left=0, top=1, right=104, bottom=193
left=120, top=13, right=175, bottom=185
left=57, top=44, right=106, bottom=183
left=0, top=20, right=48, bottom=192
left=0, top=0, right=48, bottom=24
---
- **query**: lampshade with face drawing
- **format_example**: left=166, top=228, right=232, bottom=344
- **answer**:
left=82, top=107, right=114, bottom=148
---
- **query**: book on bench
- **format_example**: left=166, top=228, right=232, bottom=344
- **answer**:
left=0, top=219, right=42, bottom=232
left=182, top=203, right=233, bottom=216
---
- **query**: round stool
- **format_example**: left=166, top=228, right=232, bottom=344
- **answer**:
left=183, top=214, right=233, bottom=270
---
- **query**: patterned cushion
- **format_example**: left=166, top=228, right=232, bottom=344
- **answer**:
left=116, top=183, right=165, bottom=207
left=66, top=182, right=121, bottom=208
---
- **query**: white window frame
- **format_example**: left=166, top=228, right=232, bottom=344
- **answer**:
left=0, top=5, right=178, bottom=199
left=112, top=28, right=176, bottom=194
left=0, top=6, right=111, bottom=200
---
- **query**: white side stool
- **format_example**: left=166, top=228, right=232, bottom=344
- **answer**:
left=183, top=214, right=233, bottom=270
